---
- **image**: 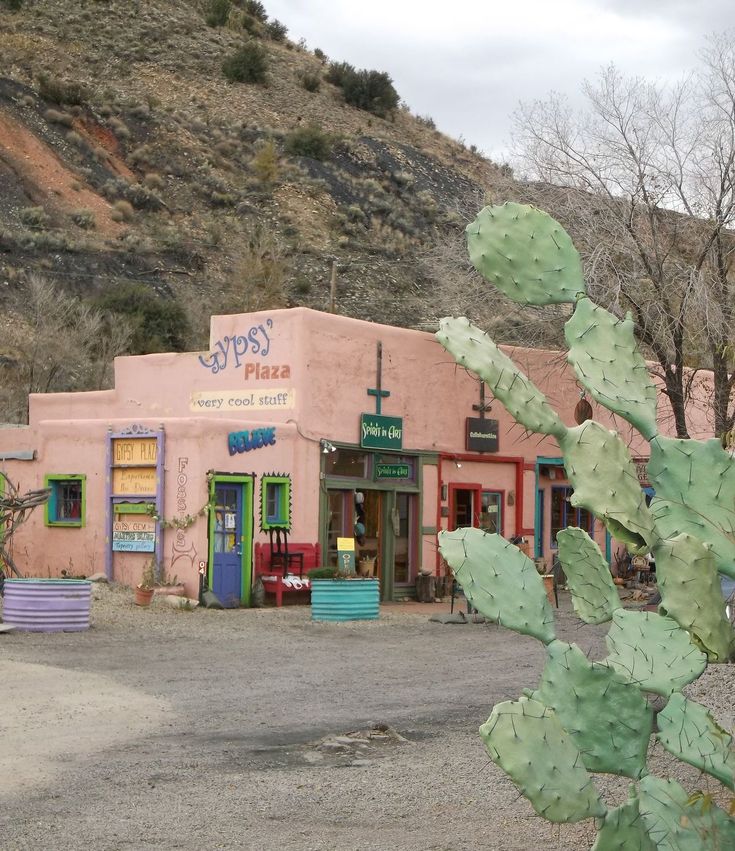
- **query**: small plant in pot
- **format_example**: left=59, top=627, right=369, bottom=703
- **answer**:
left=134, top=560, right=156, bottom=607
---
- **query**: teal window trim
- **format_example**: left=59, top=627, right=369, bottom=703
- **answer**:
left=45, top=474, right=86, bottom=527
left=261, top=475, right=291, bottom=530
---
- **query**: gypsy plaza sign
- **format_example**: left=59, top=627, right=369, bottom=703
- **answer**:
left=360, top=413, right=403, bottom=450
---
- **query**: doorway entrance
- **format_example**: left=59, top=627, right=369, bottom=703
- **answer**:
left=208, top=475, right=253, bottom=607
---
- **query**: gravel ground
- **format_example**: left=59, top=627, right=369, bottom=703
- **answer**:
left=0, top=585, right=733, bottom=851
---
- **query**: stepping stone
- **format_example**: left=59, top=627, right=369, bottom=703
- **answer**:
left=428, top=612, right=467, bottom=624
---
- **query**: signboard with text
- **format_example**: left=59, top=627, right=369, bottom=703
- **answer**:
left=375, top=463, right=410, bottom=479
left=112, top=516, right=155, bottom=552
left=466, top=417, right=499, bottom=453
left=360, top=414, right=403, bottom=450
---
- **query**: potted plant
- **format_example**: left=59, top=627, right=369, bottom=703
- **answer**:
left=134, top=560, right=156, bottom=607
left=307, top=565, right=379, bottom=622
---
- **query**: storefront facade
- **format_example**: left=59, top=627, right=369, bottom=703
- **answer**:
left=0, top=307, right=713, bottom=603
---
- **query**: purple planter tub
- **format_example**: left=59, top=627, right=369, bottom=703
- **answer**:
left=2, top=579, right=92, bottom=632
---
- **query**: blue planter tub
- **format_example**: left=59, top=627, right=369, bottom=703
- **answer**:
left=2, top=579, right=92, bottom=632
left=310, top=577, right=379, bottom=622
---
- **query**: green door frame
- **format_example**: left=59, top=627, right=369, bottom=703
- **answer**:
left=208, top=474, right=254, bottom=606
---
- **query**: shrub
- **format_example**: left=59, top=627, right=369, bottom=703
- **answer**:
left=251, top=139, right=279, bottom=183
left=416, top=114, right=436, bottom=130
left=2, top=0, right=24, bottom=9
left=264, top=19, right=287, bottom=41
left=300, top=71, right=321, bottom=93
left=341, top=69, right=399, bottom=118
left=325, top=61, right=355, bottom=87
left=222, top=42, right=268, bottom=84
left=143, top=172, right=165, bottom=189
left=243, top=0, right=267, bottom=22
left=44, top=109, right=74, bottom=127
left=71, top=209, right=95, bottom=229
left=205, top=0, right=231, bottom=27
left=112, top=199, right=134, bottom=222
left=284, top=124, right=333, bottom=161
left=19, top=207, right=49, bottom=229
left=38, top=74, right=88, bottom=106
left=313, top=47, right=327, bottom=63
left=93, top=283, right=190, bottom=354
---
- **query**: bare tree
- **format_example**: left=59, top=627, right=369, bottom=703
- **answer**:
left=511, top=38, right=735, bottom=438
left=0, top=275, right=132, bottom=423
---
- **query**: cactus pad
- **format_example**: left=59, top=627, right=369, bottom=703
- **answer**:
left=654, top=534, right=734, bottom=662
left=559, top=421, right=656, bottom=552
left=591, top=790, right=657, bottom=851
left=436, top=316, right=565, bottom=438
left=479, top=697, right=606, bottom=823
left=438, top=528, right=555, bottom=644
left=564, top=298, right=658, bottom=440
left=648, top=436, right=735, bottom=580
left=556, top=527, right=622, bottom=624
left=533, top=640, right=652, bottom=778
left=605, top=609, right=707, bottom=696
left=466, top=203, right=585, bottom=305
left=656, top=693, right=734, bottom=790
left=638, top=775, right=735, bottom=850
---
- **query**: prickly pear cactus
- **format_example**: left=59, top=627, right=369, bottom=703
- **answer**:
left=436, top=202, right=735, bottom=848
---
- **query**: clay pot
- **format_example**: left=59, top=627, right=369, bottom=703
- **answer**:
left=134, top=586, right=155, bottom=607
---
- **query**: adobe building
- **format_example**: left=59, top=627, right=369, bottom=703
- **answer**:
left=0, top=307, right=715, bottom=605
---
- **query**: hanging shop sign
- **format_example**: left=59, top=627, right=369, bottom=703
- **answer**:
left=112, top=466, right=157, bottom=496
left=112, top=516, right=156, bottom=552
left=375, top=463, right=410, bottom=480
left=360, top=414, right=403, bottom=451
left=465, top=417, right=499, bottom=453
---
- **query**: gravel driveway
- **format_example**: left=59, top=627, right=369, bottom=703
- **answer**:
left=0, top=585, right=732, bottom=850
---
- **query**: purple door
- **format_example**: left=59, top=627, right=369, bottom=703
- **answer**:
left=212, top=484, right=243, bottom=607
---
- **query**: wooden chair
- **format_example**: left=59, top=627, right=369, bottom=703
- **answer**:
left=268, top=527, right=304, bottom=577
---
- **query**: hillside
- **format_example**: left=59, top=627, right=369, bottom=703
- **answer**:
left=0, top=0, right=503, bottom=369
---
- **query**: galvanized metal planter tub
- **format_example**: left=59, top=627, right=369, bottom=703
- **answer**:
left=310, top=577, right=379, bottom=622
left=2, top=579, right=92, bottom=632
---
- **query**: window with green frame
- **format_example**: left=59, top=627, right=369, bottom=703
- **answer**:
left=261, top=475, right=291, bottom=530
left=45, top=474, right=86, bottom=527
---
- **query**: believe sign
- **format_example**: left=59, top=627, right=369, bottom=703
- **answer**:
left=360, top=414, right=403, bottom=450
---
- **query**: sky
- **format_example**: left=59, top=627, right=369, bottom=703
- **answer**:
left=263, top=0, right=735, bottom=164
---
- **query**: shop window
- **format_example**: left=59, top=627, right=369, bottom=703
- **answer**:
left=261, top=476, right=291, bottom=530
left=550, top=486, right=593, bottom=545
left=45, top=475, right=85, bottom=527
left=325, top=449, right=369, bottom=478
left=480, top=491, right=503, bottom=534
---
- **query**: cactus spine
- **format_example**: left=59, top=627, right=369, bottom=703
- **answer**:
left=437, top=203, right=735, bottom=848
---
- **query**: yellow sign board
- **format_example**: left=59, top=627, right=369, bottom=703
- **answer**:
left=336, top=537, right=355, bottom=551
left=189, top=388, right=295, bottom=413
left=112, top=437, right=158, bottom=465
left=112, top=466, right=157, bottom=496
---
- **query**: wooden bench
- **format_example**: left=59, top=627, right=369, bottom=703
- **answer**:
left=253, top=542, right=321, bottom=607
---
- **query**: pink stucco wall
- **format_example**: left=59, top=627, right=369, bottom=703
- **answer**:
left=0, top=307, right=717, bottom=598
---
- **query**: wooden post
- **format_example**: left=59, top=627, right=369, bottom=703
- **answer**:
left=329, top=261, right=337, bottom=313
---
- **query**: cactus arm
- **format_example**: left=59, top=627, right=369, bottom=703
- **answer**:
left=605, top=609, right=707, bottom=696
left=436, top=316, right=566, bottom=438
left=437, top=527, right=555, bottom=644
left=591, top=790, right=657, bottom=851
left=533, top=640, right=653, bottom=778
left=564, top=298, right=658, bottom=440
left=559, top=421, right=656, bottom=553
left=466, top=202, right=585, bottom=305
left=479, top=697, right=606, bottom=823
left=653, top=534, right=734, bottom=662
left=656, top=693, right=734, bottom=790
left=648, top=436, right=735, bottom=580
left=638, top=775, right=735, bottom=850
left=556, top=526, right=622, bottom=624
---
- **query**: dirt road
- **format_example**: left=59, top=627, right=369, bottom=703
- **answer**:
left=0, top=585, right=729, bottom=850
